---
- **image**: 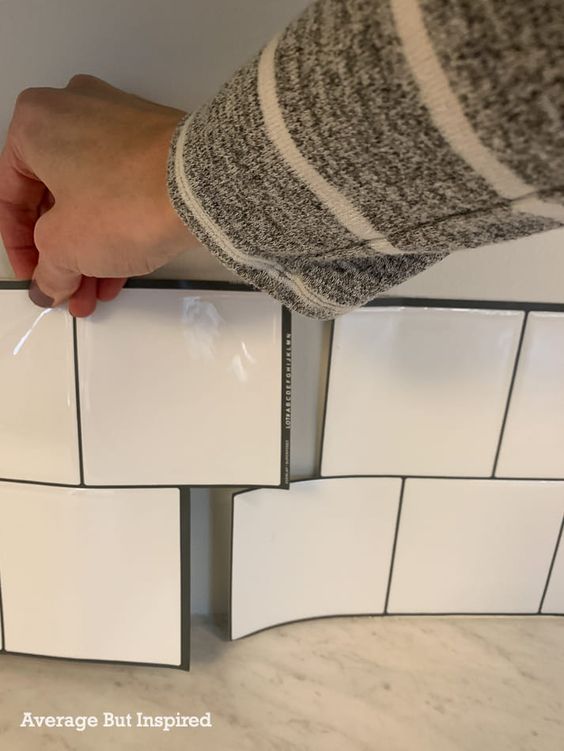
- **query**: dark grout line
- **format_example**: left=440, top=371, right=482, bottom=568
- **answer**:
left=384, top=478, right=406, bottom=613
left=538, top=514, right=564, bottom=614
left=491, top=311, right=529, bottom=477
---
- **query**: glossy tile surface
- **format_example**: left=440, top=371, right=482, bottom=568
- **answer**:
left=231, top=478, right=402, bottom=639
left=321, top=307, right=523, bottom=477
left=0, top=291, right=79, bottom=484
left=542, top=524, right=564, bottom=614
left=388, top=479, right=564, bottom=613
left=77, top=289, right=283, bottom=486
left=496, top=313, right=564, bottom=478
left=0, top=483, right=181, bottom=664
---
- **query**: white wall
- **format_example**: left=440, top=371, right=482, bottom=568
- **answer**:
left=1, top=0, right=563, bottom=614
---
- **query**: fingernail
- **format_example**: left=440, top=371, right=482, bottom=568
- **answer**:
left=29, top=280, right=54, bottom=308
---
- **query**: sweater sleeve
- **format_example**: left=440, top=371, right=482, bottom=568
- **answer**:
left=167, top=0, right=564, bottom=319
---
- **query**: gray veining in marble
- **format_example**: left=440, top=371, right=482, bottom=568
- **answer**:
left=0, top=615, right=563, bottom=750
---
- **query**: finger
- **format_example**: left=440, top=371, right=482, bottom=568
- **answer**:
left=97, top=277, right=127, bottom=302
left=0, top=140, right=44, bottom=279
left=31, top=209, right=81, bottom=307
left=30, top=257, right=81, bottom=308
left=68, top=275, right=98, bottom=318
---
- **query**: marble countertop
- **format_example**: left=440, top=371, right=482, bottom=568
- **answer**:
left=0, top=615, right=562, bottom=750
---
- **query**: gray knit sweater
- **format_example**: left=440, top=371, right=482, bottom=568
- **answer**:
left=167, top=0, right=564, bottom=319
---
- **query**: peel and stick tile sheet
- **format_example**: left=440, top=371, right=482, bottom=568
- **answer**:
left=0, top=281, right=290, bottom=667
left=230, top=478, right=402, bottom=640
left=230, top=300, right=564, bottom=638
left=387, top=478, right=564, bottom=614
left=0, top=482, right=189, bottom=668
left=77, top=286, right=289, bottom=487
left=229, top=476, right=564, bottom=637
left=321, top=305, right=525, bottom=478
left=321, top=301, right=564, bottom=482
left=315, top=301, right=564, bottom=620
left=0, top=283, right=290, bottom=488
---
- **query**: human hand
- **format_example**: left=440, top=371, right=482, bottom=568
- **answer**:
left=0, top=74, right=194, bottom=316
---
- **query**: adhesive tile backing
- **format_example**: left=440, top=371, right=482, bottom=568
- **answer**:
left=77, top=288, right=284, bottom=486
left=230, top=477, right=402, bottom=639
left=0, top=483, right=183, bottom=665
left=496, top=313, right=564, bottom=478
left=541, top=521, right=564, bottom=614
left=0, top=291, right=79, bottom=484
left=387, top=479, right=564, bottom=614
left=321, top=307, right=523, bottom=478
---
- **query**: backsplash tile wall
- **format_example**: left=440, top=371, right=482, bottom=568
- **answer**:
left=0, top=284, right=289, bottom=488
left=0, top=281, right=288, bottom=669
left=231, top=301, right=564, bottom=638
left=1, top=288, right=562, bottom=651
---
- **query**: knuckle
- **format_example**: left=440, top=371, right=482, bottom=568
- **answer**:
left=14, top=87, right=54, bottom=121
left=15, top=87, right=40, bottom=109
left=16, top=86, right=49, bottom=107
left=67, top=73, right=98, bottom=89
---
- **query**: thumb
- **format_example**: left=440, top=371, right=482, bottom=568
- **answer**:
left=30, top=259, right=82, bottom=308
left=30, top=210, right=82, bottom=308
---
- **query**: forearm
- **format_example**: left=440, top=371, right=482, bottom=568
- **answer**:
left=168, top=0, right=564, bottom=318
